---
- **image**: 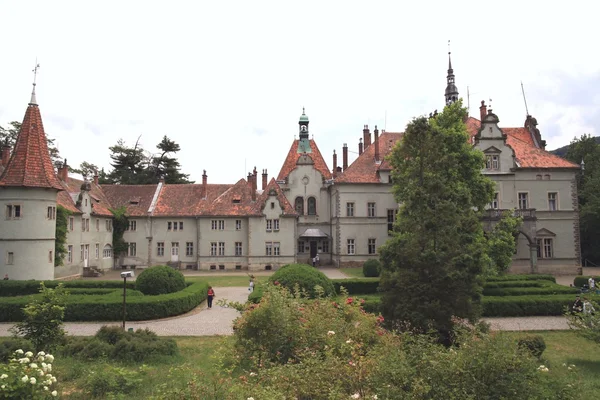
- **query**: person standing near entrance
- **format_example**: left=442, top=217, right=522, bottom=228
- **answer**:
left=207, top=286, right=215, bottom=309
left=312, top=256, right=316, bottom=267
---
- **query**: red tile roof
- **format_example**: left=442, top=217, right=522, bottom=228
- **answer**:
left=465, top=117, right=579, bottom=169
left=207, top=179, right=257, bottom=216
left=252, top=178, right=297, bottom=216
left=277, top=139, right=332, bottom=181
left=57, top=190, right=80, bottom=214
left=152, top=183, right=232, bottom=217
left=0, top=104, right=63, bottom=190
left=102, top=184, right=159, bottom=216
left=335, top=132, right=403, bottom=183
left=60, top=177, right=114, bottom=216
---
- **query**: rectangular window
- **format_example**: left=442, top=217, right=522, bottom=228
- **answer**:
left=548, top=192, right=557, bottom=211
left=347, top=239, right=355, bottom=255
left=157, top=242, right=164, bottom=256
left=80, top=245, right=84, bottom=261
left=346, top=202, right=355, bottom=217
left=368, top=238, right=376, bottom=255
left=322, top=240, right=329, bottom=253
left=211, top=220, right=225, bottom=230
left=179, top=221, right=184, bottom=231
left=265, top=242, right=273, bottom=256
left=236, top=219, right=242, bottom=230
left=273, top=219, right=280, bottom=231
left=96, top=219, right=99, bottom=231
left=297, top=240, right=305, bottom=253
left=367, top=202, right=376, bottom=218
left=235, top=242, right=243, bottom=256
left=186, top=242, right=194, bottom=256
left=103, top=246, right=112, bottom=258
left=387, top=209, right=396, bottom=234
left=7, top=252, right=14, bottom=265
left=47, top=206, right=56, bottom=220
left=210, top=242, right=217, bottom=256
left=486, top=155, right=500, bottom=170
left=49, top=250, right=53, bottom=263
left=518, top=193, right=529, bottom=210
left=95, top=243, right=99, bottom=259
left=173, top=221, right=178, bottom=231
left=69, top=217, right=74, bottom=231
left=171, top=242, right=179, bottom=256
left=491, top=192, right=499, bottom=209
left=14, top=205, right=20, bottom=218
left=537, top=238, right=554, bottom=259
left=218, top=242, right=225, bottom=256
left=106, top=219, right=112, bottom=231
left=273, top=242, right=280, bottom=256
left=67, top=245, right=73, bottom=263
left=86, top=218, right=90, bottom=232
left=168, top=221, right=172, bottom=231
left=127, top=220, right=137, bottom=231
left=85, top=244, right=89, bottom=260
left=81, top=218, right=86, bottom=231
left=6, top=205, right=22, bottom=219
left=128, top=242, right=137, bottom=257
left=266, top=219, right=272, bottom=231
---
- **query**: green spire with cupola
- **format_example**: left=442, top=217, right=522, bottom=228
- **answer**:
left=298, top=107, right=311, bottom=153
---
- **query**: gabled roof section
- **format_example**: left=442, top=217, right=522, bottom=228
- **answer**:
left=335, top=132, right=403, bottom=183
left=466, top=117, right=578, bottom=169
left=102, top=184, right=159, bottom=216
left=277, top=139, right=332, bottom=181
left=152, top=183, right=232, bottom=217
left=252, top=178, right=297, bottom=216
left=207, top=179, right=256, bottom=216
left=60, top=177, right=114, bottom=216
left=0, top=102, right=63, bottom=190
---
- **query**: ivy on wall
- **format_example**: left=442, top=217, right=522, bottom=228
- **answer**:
left=110, top=206, right=129, bottom=257
left=55, top=206, right=71, bottom=266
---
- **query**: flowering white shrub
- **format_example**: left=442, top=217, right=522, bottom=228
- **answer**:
left=0, top=350, right=59, bottom=399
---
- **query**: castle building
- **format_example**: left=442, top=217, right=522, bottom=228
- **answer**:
left=0, top=56, right=582, bottom=279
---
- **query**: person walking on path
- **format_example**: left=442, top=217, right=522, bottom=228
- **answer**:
left=207, top=286, right=215, bottom=309
left=249, top=277, right=255, bottom=293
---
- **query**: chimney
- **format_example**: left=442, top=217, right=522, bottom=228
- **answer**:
left=358, top=138, right=363, bottom=155
left=479, top=100, right=487, bottom=121
left=374, top=126, right=380, bottom=162
left=363, top=125, right=371, bottom=148
left=57, top=158, right=69, bottom=181
left=201, top=170, right=207, bottom=198
left=332, top=150, right=338, bottom=178
left=93, top=169, right=99, bottom=185
left=247, top=172, right=253, bottom=190
left=252, top=167, right=257, bottom=201
left=342, top=143, right=348, bottom=171
left=262, top=169, right=268, bottom=190
left=1, top=145, right=10, bottom=167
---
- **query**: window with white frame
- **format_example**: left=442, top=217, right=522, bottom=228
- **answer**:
left=485, top=154, right=500, bottom=170
left=186, top=242, right=194, bottom=256
left=67, top=245, right=73, bottom=263
left=347, top=239, right=355, bottom=255
left=106, top=219, right=112, bottom=231
left=84, top=244, right=89, bottom=260
left=95, top=243, right=99, bottom=259
left=273, top=242, right=280, bottom=256
left=274, top=219, right=279, bottom=231
left=69, top=217, right=74, bottom=231
left=518, top=193, right=529, bottom=210
left=211, top=220, right=225, bottom=230
left=536, top=238, right=553, bottom=259
left=167, top=221, right=172, bottom=231
left=368, top=238, right=376, bottom=255
left=5, top=204, right=22, bottom=219
left=346, top=202, right=355, bottom=217
left=127, top=242, right=137, bottom=257
left=210, top=242, right=217, bottom=256
left=47, top=206, right=56, bottom=220
left=126, top=220, right=137, bottom=231
left=491, top=192, right=499, bottom=209
left=548, top=192, right=558, bottom=211
left=235, top=242, right=243, bottom=256
left=265, top=242, right=273, bottom=256
left=236, top=219, right=242, bottom=230
left=157, top=242, right=164, bottom=256
left=297, top=240, right=305, bottom=253
left=6, top=252, right=14, bottom=265
left=218, top=242, right=225, bottom=256
left=171, top=242, right=179, bottom=256
left=266, top=219, right=273, bottom=231
left=80, top=245, right=84, bottom=261
left=367, top=202, right=376, bottom=218
left=103, top=244, right=112, bottom=258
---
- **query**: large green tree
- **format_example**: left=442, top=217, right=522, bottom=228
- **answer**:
left=148, top=136, right=193, bottom=184
left=379, top=100, right=495, bottom=344
left=0, top=121, right=61, bottom=165
left=104, top=137, right=150, bottom=184
left=565, top=134, right=600, bottom=264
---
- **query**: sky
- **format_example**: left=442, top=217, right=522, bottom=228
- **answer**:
left=1, top=1, right=598, bottom=184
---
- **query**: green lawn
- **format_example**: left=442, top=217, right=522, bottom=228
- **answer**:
left=340, top=267, right=365, bottom=278
left=185, top=275, right=266, bottom=287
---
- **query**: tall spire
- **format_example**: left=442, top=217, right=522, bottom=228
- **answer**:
left=445, top=40, right=459, bottom=105
left=30, top=60, right=40, bottom=106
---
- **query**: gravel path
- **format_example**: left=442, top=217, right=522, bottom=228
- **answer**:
left=483, top=316, right=569, bottom=331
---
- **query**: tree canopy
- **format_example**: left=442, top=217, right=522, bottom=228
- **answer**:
left=379, top=100, right=495, bottom=344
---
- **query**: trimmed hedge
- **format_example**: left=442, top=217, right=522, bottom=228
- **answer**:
left=362, top=259, right=381, bottom=277
left=486, top=274, right=556, bottom=283
left=0, top=281, right=208, bottom=322
left=0, top=280, right=136, bottom=297
left=269, top=264, right=335, bottom=297
left=483, top=281, right=542, bottom=289
left=482, top=281, right=578, bottom=296
left=574, top=276, right=600, bottom=288
left=136, top=265, right=186, bottom=295
left=332, top=278, right=380, bottom=295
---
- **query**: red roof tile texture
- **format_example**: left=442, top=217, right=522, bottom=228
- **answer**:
left=0, top=104, right=63, bottom=190
left=277, top=139, right=332, bottom=181
left=335, top=132, right=403, bottom=183
left=251, top=178, right=297, bottom=216
left=465, top=117, right=578, bottom=169
left=102, top=184, right=159, bottom=216
left=152, top=183, right=233, bottom=217
left=60, top=177, right=114, bottom=216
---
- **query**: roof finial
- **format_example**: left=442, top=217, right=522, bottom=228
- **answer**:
left=302, top=106, right=305, bottom=115
left=448, top=40, right=452, bottom=70
left=30, top=59, right=40, bottom=105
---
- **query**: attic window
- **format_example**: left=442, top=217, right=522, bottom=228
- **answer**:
left=232, top=197, right=241, bottom=204
left=271, top=202, right=275, bottom=209
left=129, top=196, right=141, bottom=205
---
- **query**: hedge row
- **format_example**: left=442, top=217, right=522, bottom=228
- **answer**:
left=485, top=274, right=556, bottom=283
left=0, top=281, right=208, bottom=322
left=0, top=280, right=136, bottom=297
left=574, top=276, right=600, bottom=288
left=332, top=278, right=380, bottom=295
left=482, top=280, right=578, bottom=297
left=483, top=281, right=543, bottom=289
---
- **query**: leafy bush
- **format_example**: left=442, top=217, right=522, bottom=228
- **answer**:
left=362, top=259, right=381, bottom=277
left=332, top=278, right=380, bottom=294
left=0, top=338, right=33, bottom=362
left=136, top=265, right=186, bottom=295
left=10, top=283, right=68, bottom=351
left=95, top=325, right=126, bottom=345
left=574, top=275, right=600, bottom=288
left=0, top=281, right=208, bottom=322
left=518, top=335, right=546, bottom=359
left=61, top=337, right=114, bottom=360
left=269, top=263, right=335, bottom=297
left=83, top=364, right=145, bottom=398
left=486, top=274, right=556, bottom=283
left=247, top=285, right=264, bottom=304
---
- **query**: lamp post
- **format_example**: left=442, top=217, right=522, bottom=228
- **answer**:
left=120, top=270, right=134, bottom=330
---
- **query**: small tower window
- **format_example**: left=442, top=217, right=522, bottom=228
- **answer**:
left=295, top=197, right=304, bottom=215
left=307, top=197, right=317, bottom=215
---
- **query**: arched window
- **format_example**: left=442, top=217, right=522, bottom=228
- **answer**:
left=307, top=197, right=317, bottom=215
left=102, top=244, right=113, bottom=258
left=295, top=197, right=304, bottom=215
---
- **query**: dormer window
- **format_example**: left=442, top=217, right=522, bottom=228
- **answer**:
left=232, top=199, right=241, bottom=204
left=485, top=155, right=500, bottom=170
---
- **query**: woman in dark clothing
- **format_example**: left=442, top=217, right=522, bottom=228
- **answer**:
left=207, top=286, right=215, bottom=309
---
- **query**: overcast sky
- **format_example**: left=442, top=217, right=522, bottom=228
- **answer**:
left=1, top=1, right=598, bottom=184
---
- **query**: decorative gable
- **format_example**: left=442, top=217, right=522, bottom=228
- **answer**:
left=483, top=146, right=502, bottom=154
left=536, top=228, right=556, bottom=237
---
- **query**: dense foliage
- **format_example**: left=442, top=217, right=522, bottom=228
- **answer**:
left=379, top=101, right=495, bottom=343
left=483, top=211, right=522, bottom=276
left=54, top=205, right=70, bottom=267
left=362, top=259, right=381, bottom=277
left=136, top=265, right=186, bottom=295
left=268, top=263, right=335, bottom=297
left=110, top=205, right=129, bottom=257
left=566, top=299, right=600, bottom=344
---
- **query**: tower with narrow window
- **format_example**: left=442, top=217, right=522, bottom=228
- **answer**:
left=445, top=51, right=459, bottom=105
left=0, top=79, right=63, bottom=280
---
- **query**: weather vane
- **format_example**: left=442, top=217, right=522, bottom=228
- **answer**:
left=448, top=39, right=451, bottom=55
left=32, top=59, right=40, bottom=85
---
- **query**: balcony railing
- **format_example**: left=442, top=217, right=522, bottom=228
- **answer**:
left=483, top=208, right=536, bottom=220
